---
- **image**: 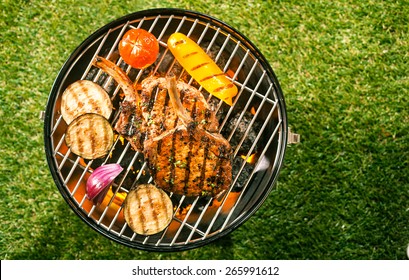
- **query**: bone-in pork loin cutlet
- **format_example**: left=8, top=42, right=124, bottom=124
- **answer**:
left=93, top=56, right=145, bottom=151
left=93, top=57, right=232, bottom=197
left=143, top=77, right=232, bottom=197
left=93, top=56, right=219, bottom=152
left=140, top=76, right=219, bottom=141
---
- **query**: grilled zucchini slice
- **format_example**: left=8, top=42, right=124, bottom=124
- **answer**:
left=61, top=80, right=112, bottom=124
left=65, top=113, right=114, bottom=159
left=124, top=184, right=173, bottom=235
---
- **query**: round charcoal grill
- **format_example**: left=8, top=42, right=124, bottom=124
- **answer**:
left=43, top=8, right=295, bottom=251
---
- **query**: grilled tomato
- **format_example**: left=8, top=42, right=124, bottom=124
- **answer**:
left=118, top=28, right=159, bottom=69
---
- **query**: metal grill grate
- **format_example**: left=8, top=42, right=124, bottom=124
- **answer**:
left=44, top=9, right=288, bottom=251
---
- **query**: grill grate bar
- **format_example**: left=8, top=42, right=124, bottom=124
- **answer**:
left=156, top=15, right=173, bottom=41
left=118, top=223, right=128, bottom=237
left=214, top=33, right=231, bottom=65
left=202, top=100, right=279, bottom=239
left=218, top=47, right=250, bottom=130
left=57, top=149, right=72, bottom=172
left=169, top=196, right=200, bottom=246
left=226, top=70, right=266, bottom=142
left=187, top=19, right=199, bottom=37
left=108, top=205, right=123, bottom=232
left=239, top=81, right=276, bottom=105
left=173, top=215, right=206, bottom=237
left=185, top=198, right=213, bottom=244
left=220, top=118, right=282, bottom=232
left=175, top=16, right=187, bottom=33
left=146, top=15, right=160, bottom=33
left=50, top=116, right=63, bottom=136
left=62, top=157, right=80, bottom=185
left=53, top=134, right=65, bottom=158
left=232, top=83, right=275, bottom=158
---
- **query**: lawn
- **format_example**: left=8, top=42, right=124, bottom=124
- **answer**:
left=1, top=0, right=408, bottom=260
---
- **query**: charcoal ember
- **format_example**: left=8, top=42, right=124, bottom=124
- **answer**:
left=224, top=111, right=263, bottom=155
left=231, top=156, right=254, bottom=191
left=86, top=67, right=117, bottom=93
left=156, top=51, right=185, bottom=78
left=202, top=41, right=227, bottom=69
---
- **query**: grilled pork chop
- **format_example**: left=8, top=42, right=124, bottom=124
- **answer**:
left=143, top=77, right=232, bottom=197
left=93, top=57, right=232, bottom=197
left=93, top=56, right=219, bottom=152
left=140, top=76, right=219, bottom=141
left=93, top=56, right=145, bottom=151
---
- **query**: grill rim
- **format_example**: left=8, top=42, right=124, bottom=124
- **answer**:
left=43, top=8, right=288, bottom=252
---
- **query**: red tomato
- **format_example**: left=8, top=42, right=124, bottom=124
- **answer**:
left=118, top=28, right=159, bottom=69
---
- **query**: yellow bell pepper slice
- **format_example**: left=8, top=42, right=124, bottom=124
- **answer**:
left=167, top=33, right=238, bottom=106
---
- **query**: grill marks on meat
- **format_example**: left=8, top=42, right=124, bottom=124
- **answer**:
left=140, top=76, right=219, bottom=141
left=93, top=57, right=219, bottom=152
left=144, top=77, right=232, bottom=197
left=145, top=126, right=232, bottom=197
left=93, top=56, right=232, bottom=197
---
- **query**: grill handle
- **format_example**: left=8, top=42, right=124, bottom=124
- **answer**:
left=39, top=110, right=45, bottom=121
left=287, top=127, right=300, bottom=144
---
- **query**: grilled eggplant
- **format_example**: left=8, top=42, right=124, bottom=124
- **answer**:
left=61, top=80, right=112, bottom=124
left=124, top=184, right=173, bottom=235
left=65, top=113, right=114, bottom=159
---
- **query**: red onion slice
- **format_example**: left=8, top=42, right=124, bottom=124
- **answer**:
left=86, top=163, right=123, bottom=204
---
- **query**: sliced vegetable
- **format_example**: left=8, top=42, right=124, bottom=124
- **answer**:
left=61, top=80, right=112, bottom=124
left=86, top=163, right=123, bottom=204
left=118, top=28, right=159, bottom=69
left=65, top=113, right=114, bottom=159
left=124, top=184, right=173, bottom=235
left=167, top=32, right=238, bottom=105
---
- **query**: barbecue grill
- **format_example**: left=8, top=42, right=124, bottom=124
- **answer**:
left=42, top=8, right=299, bottom=251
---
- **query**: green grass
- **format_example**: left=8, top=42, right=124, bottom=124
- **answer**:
left=1, top=0, right=408, bottom=260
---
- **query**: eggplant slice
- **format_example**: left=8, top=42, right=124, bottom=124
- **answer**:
left=124, top=184, right=173, bottom=235
left=61, top=80, right=112, bottom=124
left=65, top=113, right=114, bottom=159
